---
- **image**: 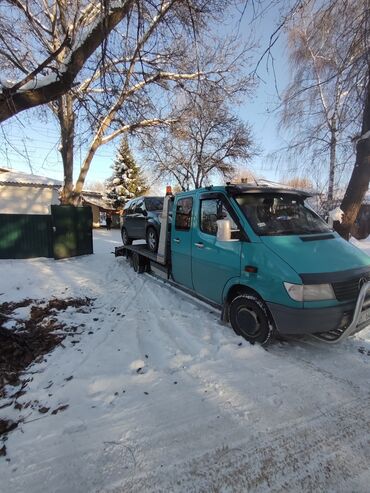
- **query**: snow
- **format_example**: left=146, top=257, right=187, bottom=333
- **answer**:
left=18, top=73, right=61, bottom=92
left=2, top=230, right=370, bottom=491
left=0, top=169, right=62, bottom=187
left=328, top=206, right=344, bottom=225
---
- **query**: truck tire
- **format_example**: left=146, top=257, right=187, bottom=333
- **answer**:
left=229, top=294, right=274, bottom=345
left=131, top=252, right=146, bottom=274
left=146, top=227, right=159, bottom=253
left=121, top=227, right=132, bottom=246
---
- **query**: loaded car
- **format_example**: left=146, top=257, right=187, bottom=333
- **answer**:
left=120, top=196, right=165, bottom=252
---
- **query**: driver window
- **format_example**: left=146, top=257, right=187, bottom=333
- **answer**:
left=200, top=199, right=237, bottom=236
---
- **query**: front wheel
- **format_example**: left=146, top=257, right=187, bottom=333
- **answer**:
left=229, top=294, right=274, bottom=345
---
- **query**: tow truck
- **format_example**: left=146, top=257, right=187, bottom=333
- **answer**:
left=115, top=184, right=370, bottom=344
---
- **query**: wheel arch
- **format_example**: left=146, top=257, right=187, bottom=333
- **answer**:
left=146, top=222, right=160, bottom=234
left=222, top=282, right=265, bottom=323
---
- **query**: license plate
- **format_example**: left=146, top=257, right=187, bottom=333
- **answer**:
left=359, top=308, right=370, bottom=327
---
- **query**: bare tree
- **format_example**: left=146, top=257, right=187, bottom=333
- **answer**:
left=1, top=1, right=252, bottom=203
left=277, top=0, right=370, bottom=239
left=280, top=0, right=363, bottom=203
left=0, top=0, right=137, bottom=122
left=284, top=176, right=313, bottom=191
left=142, top=88, right=255, bottom=189
left=84, top=181, right=107, bottom=193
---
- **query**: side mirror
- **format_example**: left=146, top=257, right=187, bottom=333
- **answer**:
left=216, top=219, right=232, bottom=241
left=142, top=209, right=148, bottom=216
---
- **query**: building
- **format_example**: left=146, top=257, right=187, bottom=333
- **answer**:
left=81, top=190, right=117, bottom=228
left=0, top=168, right=116, bottom=227
left=0, top=167, right=61, bottom=214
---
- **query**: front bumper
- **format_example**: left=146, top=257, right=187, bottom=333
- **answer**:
left=267, top=282, right=370, bottom=341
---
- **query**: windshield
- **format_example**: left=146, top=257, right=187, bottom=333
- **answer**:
left=145, top=197, right=164, bottom=211
left=235, top=193, right=331, bottom=236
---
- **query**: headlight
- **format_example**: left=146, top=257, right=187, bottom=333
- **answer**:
left=284, top=282, right=335, bottom=301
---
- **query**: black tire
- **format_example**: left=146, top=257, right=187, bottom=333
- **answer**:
left=131, top=252, right=146, bottom=274
left=229, top=294, right=274, bottom=345
left=146, top=227, right=159, bottom=253
left=121, top=227, right=132, bottom=246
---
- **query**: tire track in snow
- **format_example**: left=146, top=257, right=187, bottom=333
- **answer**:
left=133, top=276, right=229, bottom=372
left=117, top=393, right=370, bottom=493
left=270, top=339, right=369, bottom=394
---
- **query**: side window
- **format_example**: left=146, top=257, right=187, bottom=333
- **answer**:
left=134, top=199, right=144, bottom=213
left=175, top=197, right=193, bottom=231
left=200, top=199, right=237, bottom=236
left=125, top=200, right=135, bottom=215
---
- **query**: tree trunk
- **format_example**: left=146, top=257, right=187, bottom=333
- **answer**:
left=327, top=125, right=337, bottom=203
left=336, top=70, right=370, bottom=240
left=73, top=138, right=102, bottom=203
left=57, top=95, right=75, bottom=205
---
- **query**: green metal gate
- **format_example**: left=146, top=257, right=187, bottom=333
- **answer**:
left=51, top=205, right=93, bottom=259
left=0, top=206, right=93, bottom=259
left=0, top=214, right=53, bottom=259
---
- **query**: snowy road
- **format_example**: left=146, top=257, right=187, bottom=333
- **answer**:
left=1, top=230, right=370, bottom=492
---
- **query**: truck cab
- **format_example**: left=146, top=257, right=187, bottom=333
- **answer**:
left=169, top=185, right=370, bottom=343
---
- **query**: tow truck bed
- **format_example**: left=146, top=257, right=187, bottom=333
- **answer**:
left=115, top=243, right=164, bottom=263
left=115, top=243, right=170, bottom=278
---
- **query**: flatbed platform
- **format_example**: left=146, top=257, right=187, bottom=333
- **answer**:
left=115, top=243, right=166, bottom=263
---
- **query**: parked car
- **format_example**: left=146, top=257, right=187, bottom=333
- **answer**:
left=120, top=196, right=164, bottom=252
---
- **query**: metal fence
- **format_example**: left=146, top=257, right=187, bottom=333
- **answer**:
left=0, top=206, right=93, bottom=259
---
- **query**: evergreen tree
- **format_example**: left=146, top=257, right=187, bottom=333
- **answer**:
left=106, top=138, right=149, bottom=209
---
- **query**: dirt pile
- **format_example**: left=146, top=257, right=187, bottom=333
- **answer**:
left=0, top=296, right=93, bottom=456
left=0, top=297, right=93, bottom=395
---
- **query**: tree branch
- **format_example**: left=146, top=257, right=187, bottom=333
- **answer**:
left=0, top=0, right=135, bottom=123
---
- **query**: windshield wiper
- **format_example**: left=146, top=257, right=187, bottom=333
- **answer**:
left=268, top=230, right=299, bottom=236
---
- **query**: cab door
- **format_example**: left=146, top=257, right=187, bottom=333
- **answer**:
left=191, top=194, right=241, bottom=304
left=171, top=195, right=194, bottom=290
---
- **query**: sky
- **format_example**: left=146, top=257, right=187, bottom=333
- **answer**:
left=0, top=2, right=291, bottom=191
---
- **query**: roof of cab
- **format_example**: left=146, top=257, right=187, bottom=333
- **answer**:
left=175, top=184, right=311, bottom=198
left=225, top=184, right=311, bottom=197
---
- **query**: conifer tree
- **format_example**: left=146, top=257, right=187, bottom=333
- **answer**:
left=106, top=138, right=149, bottom=209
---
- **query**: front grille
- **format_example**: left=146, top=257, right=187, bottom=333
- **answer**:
left=332, top=275, right=370, bottom=302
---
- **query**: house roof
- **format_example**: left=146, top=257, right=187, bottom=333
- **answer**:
left=82, top=196, right=115, bottom=211
left=0, top=168, right=62, bottom=188
left=82, top=190, right=103, bottom=198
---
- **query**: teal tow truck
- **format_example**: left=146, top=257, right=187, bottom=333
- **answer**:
left=116, top=184, right=370, bottom=344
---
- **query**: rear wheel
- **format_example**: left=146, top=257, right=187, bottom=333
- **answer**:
left=121, top=227, right=132, bottom=246
left=131, top=252, right=147, bottom=274
left=229, top=294, right=274, bottom=345
left=146, top=227, right=159, bottom=253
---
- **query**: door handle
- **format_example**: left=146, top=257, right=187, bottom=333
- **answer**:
left=173, top=238, right=180, bottom=244
left=194, top=242, right=204, bottom=249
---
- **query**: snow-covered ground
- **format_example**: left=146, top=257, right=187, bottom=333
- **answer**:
left=1, top=230, right=370, bottom=492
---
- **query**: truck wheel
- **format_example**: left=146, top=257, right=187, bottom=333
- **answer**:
left=131, top=252, right=146, bottom=274
left=146, top=227, right=159, bottom=253
left=229, top=294, right=274, bottom=345
left=121, top=227, right=132, bottom=246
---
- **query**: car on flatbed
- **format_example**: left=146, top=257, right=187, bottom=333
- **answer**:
left=120, top=196, right=165, bottom=252
left=116, top=184, right=370, bottom=345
